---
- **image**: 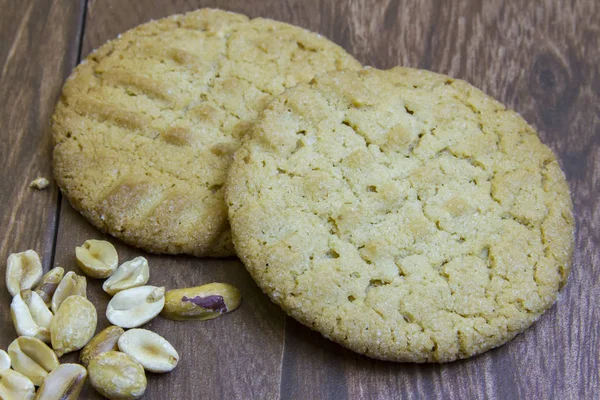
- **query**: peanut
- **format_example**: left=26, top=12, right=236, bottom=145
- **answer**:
left=50, top=295, right=97, bottom=357
left=5, top=250, right=43, bottom=297
left=80, top=325, right=124, bottom=368
left=34, top=364, right=87, bottom=400
left=0, top=369, right=35, bottom=400
left=75, top=239, right=118, bottom=279
left=11, top=290, right=53, bottom=343
left=7, top=336, right=59, bottom=386
left=34, top=267, right=64, bottom=307
left=118, top=329, right=179, bottom=373
left=106, top=286, right=165, bottom=328
left=51, top=271, right=86, bottom=313
left=0, top=350, right=10, bottom=372
left=88, top=351, right=147, bottom=400
left=102, top=257, right=149, bottom=296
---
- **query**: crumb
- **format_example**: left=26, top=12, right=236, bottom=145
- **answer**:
left=30, top=177, right=50, bottom=190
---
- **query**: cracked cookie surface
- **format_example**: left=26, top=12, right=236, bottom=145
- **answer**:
left=52, top=8, right=360, bottom=257
left=226, top=67, right=574, bottom=362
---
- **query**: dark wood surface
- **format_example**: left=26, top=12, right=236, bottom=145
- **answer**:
left=1, top=0, right=598, bottom=398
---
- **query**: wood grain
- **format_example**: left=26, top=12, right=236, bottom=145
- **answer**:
left=278, top=1, right=600, bottom=399
left=0, top=0, right=85, bottom=350
left=53, top=205, right=285, bottom=399
left=53, top=1, right=292, bottom=398
left=1, top=0, right=598, bottom=398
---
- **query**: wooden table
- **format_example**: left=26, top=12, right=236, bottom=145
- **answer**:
left=1, top=1, right=598, bottom=398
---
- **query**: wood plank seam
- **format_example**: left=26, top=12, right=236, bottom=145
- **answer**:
left=49, top=0, right=89, bottom=269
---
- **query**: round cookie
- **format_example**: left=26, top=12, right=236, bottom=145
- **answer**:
left=52, top=9, right=361, bottom=257
left=226, top=67, right=574, bottom=362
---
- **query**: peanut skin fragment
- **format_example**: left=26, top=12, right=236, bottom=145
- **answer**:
left=181, top=295, right=228, bottom=313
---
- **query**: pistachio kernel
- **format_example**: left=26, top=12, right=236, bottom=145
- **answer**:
left=162, top=283, right=241, bottom=321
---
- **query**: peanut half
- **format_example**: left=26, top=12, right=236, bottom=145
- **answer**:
left=11, top=290, right=53, bottom=343
left=75, top=239, right=118, bottom=279
left=6, top=250, right=43, bottom=297
left=7, top=337, right=59, bottom=386
left=88, top=351, right=147, bottom=400
left=118, top=329, right=179, bottom=373
left=106, top=286, right=165, bottom=328
left=162, top=283, right=242, bottom=321
left=0, top=369, right=35, bottom=400
left=102, top=256, right=149, bottom=296
left=51, top=295, right=97, bottom=357
left=35, top=364, right=87, bottom=400
left=0, top=350, right=10, bottom=372
left=34, top=267, right=64, bottom=307
left=51, top=271, right=87, bottom=313
left=80, top=325, right=124, bottom=368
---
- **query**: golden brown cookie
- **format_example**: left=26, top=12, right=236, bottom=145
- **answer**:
left=226, top=67, right=574, bottom=362
left=52, top=9, right=360, bottom=257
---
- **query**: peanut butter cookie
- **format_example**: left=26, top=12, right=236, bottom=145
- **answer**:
left=226, top=67, right=574, bottom=362
left=52, top=9, right=360, bottom=256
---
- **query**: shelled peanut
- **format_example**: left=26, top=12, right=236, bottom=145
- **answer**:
left=3, top=241, right=241, bottom=399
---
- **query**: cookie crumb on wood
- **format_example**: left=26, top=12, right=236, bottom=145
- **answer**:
left=30, top=177, right=50, bottom=190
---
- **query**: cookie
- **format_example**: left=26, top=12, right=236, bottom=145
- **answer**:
left=52, top=9, right=360, bottom=257
left=226, top=67, right=574, bottom=362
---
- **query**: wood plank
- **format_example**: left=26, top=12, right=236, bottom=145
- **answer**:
left=0, top=0, right=85, bottom=350
left=54, top=205, right=285, bottom=399
left=53, top=1, right=304, bottom=398
left=50, top=0, right=599, bottom=399
left=277, top=0, right=600, bottom=399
